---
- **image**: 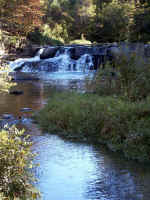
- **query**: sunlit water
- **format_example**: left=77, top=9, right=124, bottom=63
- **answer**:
left=33, top=134, right=150, bottom=200
left=0, top=78, right=150, bottom=200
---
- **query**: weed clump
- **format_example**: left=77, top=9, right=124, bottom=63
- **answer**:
left=0, top=126, right=40, bottom=199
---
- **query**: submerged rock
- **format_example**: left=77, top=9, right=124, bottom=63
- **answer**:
left=20, top=108, right=32, bottom=112
left=2, top=114, right=13, bottom=119
left=10, top=72, right=40, bottom=81
left=9, top=90, right=24, bottom=95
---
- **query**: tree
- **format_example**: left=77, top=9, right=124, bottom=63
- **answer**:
left=0, top=0, right=43, bottom=36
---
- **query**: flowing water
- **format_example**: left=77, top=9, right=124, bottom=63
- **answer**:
left=0, top=47, right=150, bottom=200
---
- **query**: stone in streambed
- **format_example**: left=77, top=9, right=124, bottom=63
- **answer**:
left=20, top=108, right=32, bottom=112
left=40, top=47, right=59, bottom=59
left=9, top=90, right=24, bottom=95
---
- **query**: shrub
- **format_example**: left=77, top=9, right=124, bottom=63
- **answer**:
left=27, top=28, right=63, bottom=45
left=0, top=68, right=16, bottom=93
left=87, top=52, right=150, bottom=101
left=35, top=92, right=150, bottom=162
left=0, top=126, right=40, bottom=199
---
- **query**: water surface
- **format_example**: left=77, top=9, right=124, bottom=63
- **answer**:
left=0, top=79, right=150, bottom=200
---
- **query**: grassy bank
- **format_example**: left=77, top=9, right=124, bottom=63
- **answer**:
left=35, top=92, right=150, bottom=162
left=0, top=126, right=40, bottom=199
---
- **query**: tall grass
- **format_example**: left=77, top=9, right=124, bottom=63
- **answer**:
left=35, top=92, right=150, bottom=162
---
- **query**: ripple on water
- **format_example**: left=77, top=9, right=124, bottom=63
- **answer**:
left=32, top=134, right=150, bottom=200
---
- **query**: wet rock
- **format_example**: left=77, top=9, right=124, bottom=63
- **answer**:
left=74, top=46, right=93, bottom=58
left=18, top=45, right=40, bottom=57
left=92, top=55, right=106, bottom=69
left=144, top=44, right=150, bottom=57
left=92, top=46, right=107, bottom=55
left=2, top=114, right=13, bottom=119
left=10, top=72, right=40, bottom=81
left=40, top=47, right=59, bottom=59
left=20, top=108, right=32, bottom=112
left=9, top=90, right=24, bottom=95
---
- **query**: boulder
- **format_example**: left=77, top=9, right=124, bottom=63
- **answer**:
left=9, top=90, right=24, bottom=95
left=69, top=48, right=79, bottom=60
left=18, top=45, right=40, bottom=57
left=76, top=46, right=93, bottom=57
left=92, top=46, right=107, bottom=56
left=40, top=47, right=59, bottom=59
left=20, top=108, right=32, bottom=112
left=10, top=72, right=40, bottom=81
left=92, top=55, right=106, bottom=69
left=2, top=114, right=13, bottom=119
left=144, top=44, right=150, bottom=57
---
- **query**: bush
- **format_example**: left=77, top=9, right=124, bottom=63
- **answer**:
left=0, top=126, right=40, bottom=199
left=0, top=31, right=23, bottom=52
left=27, top=28, right=63, bottom=45
left=87, top=52, right=150, bottom=101
left=0, top=69, right=16, bottom=93
left=35, top=92, right=150, bottom=162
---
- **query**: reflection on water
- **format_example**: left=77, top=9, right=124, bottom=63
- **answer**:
left=0, top=81, right=45, bottom=117
left=33, top=135, right=150, bottom=200
left=0, top=79, right=150, bottom=200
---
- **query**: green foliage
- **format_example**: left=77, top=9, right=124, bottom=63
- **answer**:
left=0, top=0, right=43, bottom=36
left=42, top=24, right=67, bottom=44
left=130, top=7, right=150, bottom=42
left=0, top=69, right=16, bottom=93
left=1, top=0, right=150, bottom=44
left=88, top=1, right=130, bottom=42
left=35, top=92, right=150, bottom=162
left=0, top=126, right=40, bottom=199
left=27, top=28, right=64, bottom=45
left=87, top=52, right=150, bottom=101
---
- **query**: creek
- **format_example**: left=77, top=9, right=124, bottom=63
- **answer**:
left=1, top=46, right=150, bottom=200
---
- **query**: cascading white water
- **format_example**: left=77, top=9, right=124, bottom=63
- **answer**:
left=9, top=47, right=94, bottom=73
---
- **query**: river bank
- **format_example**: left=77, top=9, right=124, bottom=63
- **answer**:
left=35, top=91, right=150, bottom=163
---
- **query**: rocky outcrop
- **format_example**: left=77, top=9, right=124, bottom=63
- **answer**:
left=16, top=45, right=41, bottom=57
left=144, top=44, right=150, bottom=57
left=10, top=72, right=40, bottom=81
left=40, top=47, right=59, bottom=59
left=9, top=90, right=24, bottom=95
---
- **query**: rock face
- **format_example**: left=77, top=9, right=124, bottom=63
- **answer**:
left=9, top=90, right=24, bottom=95
left=144, top=44, right=150, bottom=57
left=40, top=47, right=59, bottom=59
left=17, top=45, right=40, bottom=57
left=10, top=72, right=40, bottom=81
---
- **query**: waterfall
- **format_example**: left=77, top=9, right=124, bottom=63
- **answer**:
left=9, top=46, right=94, bottom=73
